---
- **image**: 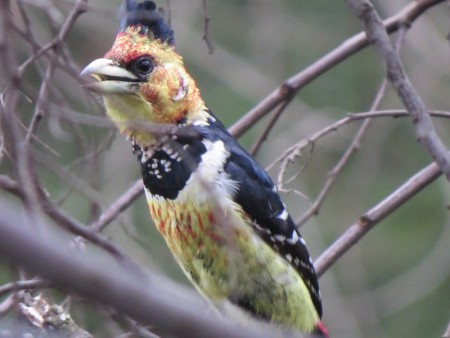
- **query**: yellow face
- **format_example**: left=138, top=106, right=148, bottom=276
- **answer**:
left=81, top=26, right=207, bottom=144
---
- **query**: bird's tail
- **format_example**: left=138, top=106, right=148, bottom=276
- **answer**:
left=314, top=321, right=329, bottom=337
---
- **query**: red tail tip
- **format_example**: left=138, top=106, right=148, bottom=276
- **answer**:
left=316, top=321, right=329, bottom=337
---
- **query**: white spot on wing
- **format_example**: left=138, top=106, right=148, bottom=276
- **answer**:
left=286, top=230, right=299, bottom=244
left=253, top=222, right=263, bottom=231
left=277, top=208, right=289, bottom=221
left=274, top=234, right=285, bottom=242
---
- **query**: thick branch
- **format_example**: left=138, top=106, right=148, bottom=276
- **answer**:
left=0, top=199, right=300, bottom=338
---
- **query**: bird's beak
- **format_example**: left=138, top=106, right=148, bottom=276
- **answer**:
left=80, top=58, right=139, bottom=94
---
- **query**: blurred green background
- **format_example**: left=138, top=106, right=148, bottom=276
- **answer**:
left=2, top=0, right=450, bottom=337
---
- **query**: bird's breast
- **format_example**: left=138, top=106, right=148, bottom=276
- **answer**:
left=135, top=136, right=207, bottom=200
left=142, top=136, right=239, bottom=261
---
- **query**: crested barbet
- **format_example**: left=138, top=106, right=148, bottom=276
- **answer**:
left=81, top=1, right=328, bottom=336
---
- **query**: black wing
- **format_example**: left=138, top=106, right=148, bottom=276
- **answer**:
left=197, top=112, right=323, bottom=317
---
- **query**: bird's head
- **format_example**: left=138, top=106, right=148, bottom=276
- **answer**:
left=81, top=0, right=207, bottom=144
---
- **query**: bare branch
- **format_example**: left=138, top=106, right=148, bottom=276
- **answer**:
left=201, top=0, right=215, bottom=54
left=295, top=79, right=386, bottom=226
left=345, top=0, right=450, bottom=180
left=349, top=110, right=450, bottom=120
left=84, top=106, right=450, bottom=234
left=250, top=98, right=293, bottom=156
left=0, top=0, right=41, bottom=222
left=0, top=279, right=49, bottom=297
left=268, top=109, right=450, bottom=173
left=25, top=0, right=88, bottom=144
left=296, top=27, right=407, bottom=226
left=229, top=0, right=445, bottom=139
left=314, top=161, right=442, bottom=276
left=1, top=1, right=448, bottom=336
left=90, top=179, right=144, bottom=232
left=0, top=176, right=141, bottom=271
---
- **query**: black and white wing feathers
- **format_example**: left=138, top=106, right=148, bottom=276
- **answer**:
left=196, top=112, right=323, bottom=317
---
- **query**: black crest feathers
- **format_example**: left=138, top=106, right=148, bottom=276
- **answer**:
left=120, top=0, right=175, bottom=46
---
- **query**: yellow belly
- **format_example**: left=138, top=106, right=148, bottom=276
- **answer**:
left=148, top=197, right=238, bottom=299
left=146, top=195, right=319, bottom=332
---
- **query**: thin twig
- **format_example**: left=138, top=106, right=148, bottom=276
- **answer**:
left=295, top=27, right=408, bottom=226
left=346, top=0, right=450, bottom=180
left=267, top=109, right=450, bottom=173
left=250, top=97, right=293, bottom=156
left=114, top=315, right=161, bottom=338
left=295, top=81, right=385, bottom=226
left=0, top=279, right=49, bottom=297
left=0, top=1, right=42, bottom=223
left=90, top=179, right=144, bottom=232
left=349, top=110, right=450, bottom=120
left=201, top=0, right=215, bottom=54
left=25, top=0, right=88, bottom=144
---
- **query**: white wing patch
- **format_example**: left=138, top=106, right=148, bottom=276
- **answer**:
left=177, top=139, right=237, bottom=204
left=277, top=208, right=289, bottom=221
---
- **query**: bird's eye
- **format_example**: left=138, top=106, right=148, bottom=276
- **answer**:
left=132, top=56, right=154, bottom=78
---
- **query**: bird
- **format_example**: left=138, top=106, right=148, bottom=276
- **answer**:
left=81, top=1, right=328, bottom=336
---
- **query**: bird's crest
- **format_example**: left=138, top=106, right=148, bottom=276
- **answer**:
left=120, top=0, right=175, bottom=46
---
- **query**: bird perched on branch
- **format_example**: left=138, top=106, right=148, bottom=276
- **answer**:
left=81, top=1, right=328, bottom=336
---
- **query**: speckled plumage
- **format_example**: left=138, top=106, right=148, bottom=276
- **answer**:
left=81, top=1, right=327, bottom=336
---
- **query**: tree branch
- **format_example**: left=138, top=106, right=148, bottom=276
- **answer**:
left=345, top=0, right=450, bottom=180
left=0, top=198, right=303, bottom=338
left=0, top=279, right=49, bottom=297
left=296, top=27, right=407, bottom=227
left=25, top=0, right=88, bottom=143
left=314, top=161, right=442, bottom=276
left=90, top=179, right=144, bottom=232
left=229, top=0, right=445, bottom=139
